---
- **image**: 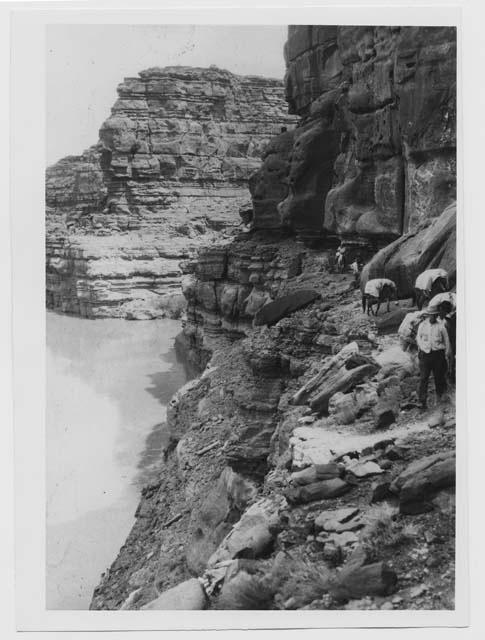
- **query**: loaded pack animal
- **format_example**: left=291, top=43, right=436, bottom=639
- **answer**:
left=413, top=268, right=449, bottom=310
left=362, top=278, right=397, bottom=315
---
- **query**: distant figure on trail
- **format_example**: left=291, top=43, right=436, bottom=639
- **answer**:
left=413, top=268, right=449, bottom=310
left=362, top=278, right=397, bottom=315
left=238, top=205, right=253, bottom=232
left=416, top=305, right=452, bottom=410
left=350, top=258, right=361, bottom=288
left=335, top=244, right=347, bottom=273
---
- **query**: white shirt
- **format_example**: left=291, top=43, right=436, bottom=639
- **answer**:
left=416, top=318, right=451, bottom=356
left=398, top=310, right=426, bottom=340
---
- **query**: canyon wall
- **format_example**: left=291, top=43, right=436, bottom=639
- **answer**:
left=90, top=26, right=457, bottom=611
left=182, top=26, right=457, bottom=369
left=46, top=66, right=297, bottom=318
left=250, top=26, right=456, bottom=242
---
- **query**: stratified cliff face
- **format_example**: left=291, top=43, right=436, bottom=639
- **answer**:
left=46, top=66, right=297, bottom=318
left=250, top=26, right=456, bottom=241
left=90, top=27, right=456, bottom=613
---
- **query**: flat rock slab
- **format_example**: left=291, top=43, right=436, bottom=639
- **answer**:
left=327, top=531, right=360, bottom=546
left=253, top=289, right=320, bottom=326
left=314, top=507, right=360, bottom=532
left=290, top=462, right=341, bottom=486
left=142, top=578, right=207, bottom=610
left=346, top=460, right=384, bottom=478
left=290, top=420, right=431, bottom=471
left=322, top=517, right=364, bottom=534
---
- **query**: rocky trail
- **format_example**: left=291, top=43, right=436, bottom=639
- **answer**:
left=90, top=240, right=455, bottom=611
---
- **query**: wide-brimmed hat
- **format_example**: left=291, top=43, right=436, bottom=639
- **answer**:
left=424, top=306, right=440, bottom=316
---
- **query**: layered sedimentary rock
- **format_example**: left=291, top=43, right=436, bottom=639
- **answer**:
left=90, top=27, right=457, bottom=612
left=46, top=66, right=297, bottom=318
left=250, top=26, right=456, bottom=242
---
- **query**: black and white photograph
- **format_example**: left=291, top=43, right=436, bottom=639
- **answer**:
left=7, top=2, right=479, bottom=633
left=44, top=21, right=458, bottom=613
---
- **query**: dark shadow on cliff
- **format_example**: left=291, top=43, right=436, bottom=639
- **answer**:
left=134, top=344, right=192, bottom=487
left=134, top=421, right=170, bottom=487
left=144, top=345, right=190, bottom=405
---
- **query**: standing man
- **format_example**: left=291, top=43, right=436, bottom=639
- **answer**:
left=416, top=307, right=451, bottom=410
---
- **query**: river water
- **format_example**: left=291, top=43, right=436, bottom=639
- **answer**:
left=46, top=312, right=188, bottom=610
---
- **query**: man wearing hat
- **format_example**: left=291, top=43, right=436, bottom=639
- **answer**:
left=416, top=305, right=452, bottom=410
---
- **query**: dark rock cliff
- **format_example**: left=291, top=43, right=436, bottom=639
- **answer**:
left=250, top=26, right=456, bottom=242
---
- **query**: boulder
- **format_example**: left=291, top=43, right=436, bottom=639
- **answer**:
left=399, top=457, right=455, bottom=514
left=314, top=507, right=362, bottom=533
left=207, top=499, right=282, bottom=568
left=390, top=451, right=454, bottom=492
left=328, top=392, right=360, bottom=425
left=390, top=451, right=455, bottom=514
left=292, top=342, right=361, bottom=405
left=329, top=383, right=379, bottom=426
left=346, top=460, right=384, bottom=478
left=286, top=478, right=351, bottom=504
left=217, top=570, right=274, bottom=610
left=292, top=342, right=380, bottom=413
left=253, top=289, right=320, bottom=326
left=361, top=202, right=456, bottom=298
left=375, top=345, right=417, bottom=380
left=328, top=561, right=397, bottom=600
left=373, top=307, right=413, bottom=333
left=142, top=578, right=207, bottom=610
left=309, top=364, right=379, bottom=413
left=185, top=466, right=259, bottom=574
